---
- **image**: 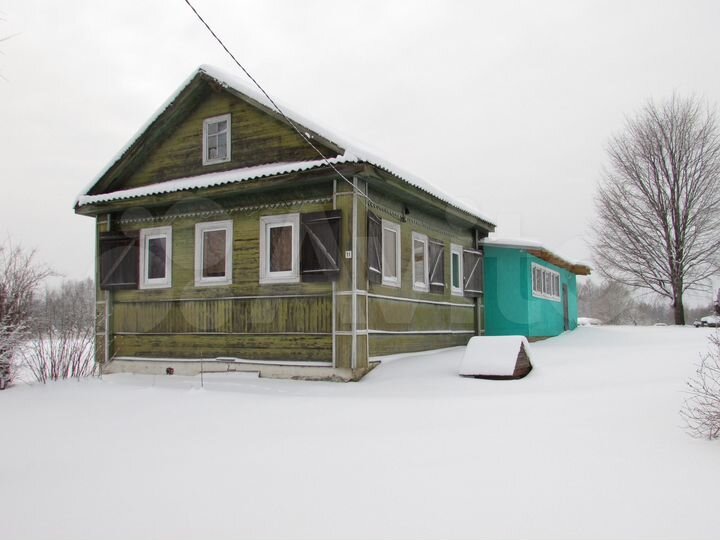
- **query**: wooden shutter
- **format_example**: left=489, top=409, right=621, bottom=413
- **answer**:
left=99, top=231, right=139, bottom=290
left=367, top=211, right=382, bottom=284
left=300, top=210, right=341, bottom=282
left=463, top=248, right=483, bottom=297
left=428, top=240, right=445, bottom=294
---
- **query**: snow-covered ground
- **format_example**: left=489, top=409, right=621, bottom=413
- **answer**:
left=1, top=326, right=718, bottom=539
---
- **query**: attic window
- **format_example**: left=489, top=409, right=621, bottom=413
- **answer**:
left=203, top=114, right=231, bottom=165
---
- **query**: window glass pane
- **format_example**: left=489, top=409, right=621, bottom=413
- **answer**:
left=414, top=239, right=426, bottom=285
left=216, top=120, right=227, bottom=132
left=452, top=252, right=460, bottom=289
left=383, top=228, right=397, bottom=278
left=269, top=225, right=293, bottom=272
left=207, top=122, right=218, bottom=135
left=147, top=237, right=166, bottom=280
left=203, top=229, right=227, bottom=277
left=217, top=135, right=227, bottom=159
left=207, top=134, right=218, bottom=160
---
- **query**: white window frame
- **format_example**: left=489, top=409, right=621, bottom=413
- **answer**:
left=450, top=243, right=464, bottom=296
left=202, top=113, right=231, bottom=166
left=260, top=213, right=300, bottom=285
left=139, top=226, right=172, bottom=289
left=411, top=232, right=429, bottom=292
left=531, top=262, right=561, bottom=302
left=381, top=219, right=401, bottom=288
left=194, top=220, right=233, bottom=287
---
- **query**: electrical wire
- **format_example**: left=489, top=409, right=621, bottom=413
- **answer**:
left=182, top=0, right=369, bottom=200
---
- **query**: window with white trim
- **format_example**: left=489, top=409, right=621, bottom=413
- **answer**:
left=195, top=220, right=233, bottom=286
left=531, top=262, right=561, bottom=301
left=428, top=239, right=445, bottom=294
left=202, top=114, right=231, bottom=165
left=139, top=226, right=172, bottom=289
left=412, top=232, right=429, bottom=292
left=450, top=243, right=463, bottom=296
left=381, top=219, right=401, bottom=287
left=260, top=213, right=300, bottom=284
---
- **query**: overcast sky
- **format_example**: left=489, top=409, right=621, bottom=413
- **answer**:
left=1, top=0, right=719, bottom=299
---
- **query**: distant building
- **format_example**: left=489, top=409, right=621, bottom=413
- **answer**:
left=482, top=238, right=590, bottom=339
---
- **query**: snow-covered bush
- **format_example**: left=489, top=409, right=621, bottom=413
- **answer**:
left=0, top=242, right=51, bottom=388
left=681, top=333, right=720, bottom=440
left=22, top=279, right=96, bottom=383
left=21, top=326, right=95, bottom=383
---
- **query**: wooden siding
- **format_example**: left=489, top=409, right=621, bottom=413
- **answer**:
left=362, top=187, right=481, bottom=357
left=114, top=334, right=332, bottom=362
left=117, top=88, right=340, bottom=192
left=104, top=192, right=336, bottom=363
left=369, top=334, right=471, bottom=357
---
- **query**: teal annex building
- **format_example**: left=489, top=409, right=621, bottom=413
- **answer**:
left=481, top=238, right=591, bottom=339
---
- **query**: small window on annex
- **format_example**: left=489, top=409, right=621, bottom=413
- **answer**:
left=450, top=243, right=463, bottom=296
left=260, top=214, right=300, bottom=284
left=139, top=226, right=172, bottom=289
left=412, top=232, right=429, bottom=292
left=531, top=262, right=561, bottom=301
left=203, top=114, right=231, bottom=165
left=195, top=220, right=233, bottom=286
left=381, top=219, right=401, bottom=287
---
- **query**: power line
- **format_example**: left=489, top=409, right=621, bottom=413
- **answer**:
left=182, top=0, right=369, bottom=200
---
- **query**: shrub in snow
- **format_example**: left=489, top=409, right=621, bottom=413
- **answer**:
left=0, top=242, right=52, bottom=388
left=681, top=333, right=720, bottom=440
left=21, top=325, right=95, bottom=383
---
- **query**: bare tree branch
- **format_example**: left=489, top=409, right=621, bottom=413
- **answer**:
left=592, top=96, right=720, bottom=324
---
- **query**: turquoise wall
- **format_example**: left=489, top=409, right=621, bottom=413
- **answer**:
left=484, top=246, right=578, bottom=338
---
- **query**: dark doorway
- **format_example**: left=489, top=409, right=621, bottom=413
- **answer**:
left=562, top=284, right=570, bottom=331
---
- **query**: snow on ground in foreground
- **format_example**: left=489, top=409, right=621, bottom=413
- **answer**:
left=1, top=326, right=719, bottom=540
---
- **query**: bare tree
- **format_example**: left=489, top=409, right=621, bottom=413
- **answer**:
left=0, top=242, right=52, bottom=387
left=681, top=333, right=720, bottom=440
left=593, top=96, right=720, bottom=325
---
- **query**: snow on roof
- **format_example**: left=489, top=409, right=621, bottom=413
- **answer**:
left=76, top=65, right=494, bottom=225
left=76, top=156, right=355, bottom=207
left=481, top=236, right=591, bottom=275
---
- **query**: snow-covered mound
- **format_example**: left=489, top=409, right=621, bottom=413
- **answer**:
left=459, top=335, right=532, bottom=378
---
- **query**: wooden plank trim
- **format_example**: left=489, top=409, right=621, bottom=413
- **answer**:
left=116, top=197, right=333, bottom=225
left=114, top=332, right=332, bottom=336
left=114, top=356, right=332, bottom=367
left=368, top=293, right=474, bottom=308
left=368, top=329, right=475, bottom=335
left=113, top=293, right=331, bottom=304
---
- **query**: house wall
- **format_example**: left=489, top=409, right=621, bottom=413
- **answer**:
left=363, top=188, right=478, bottom=357
left=98, top=186, right=338, bottom=367
left=117, top=88, right=340, bottom=192
left=484, top=247, right=578, bottom=338
left=483, top=247, right=531, bottom=336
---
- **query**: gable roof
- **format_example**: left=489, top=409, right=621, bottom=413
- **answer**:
left=76, top=65, right=494, bottom=227
left=481, top=236, right=591, bottom=276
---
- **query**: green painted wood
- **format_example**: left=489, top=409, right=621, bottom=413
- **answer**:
left=368, top=297, right=474, bottom=333
left=113, top=296, right=332, bottom=335
left=369, top=333, right=470, bottom=357
left=118, top=89, right=341, bottom=192
left=113, top=196, right=335, bottom=302
left=114, top=334, right=332, bottom=362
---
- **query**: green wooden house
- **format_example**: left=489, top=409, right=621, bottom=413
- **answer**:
left=481, top=238, right=590, bottom=339
left=75, top=65, right=495, bottom=381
